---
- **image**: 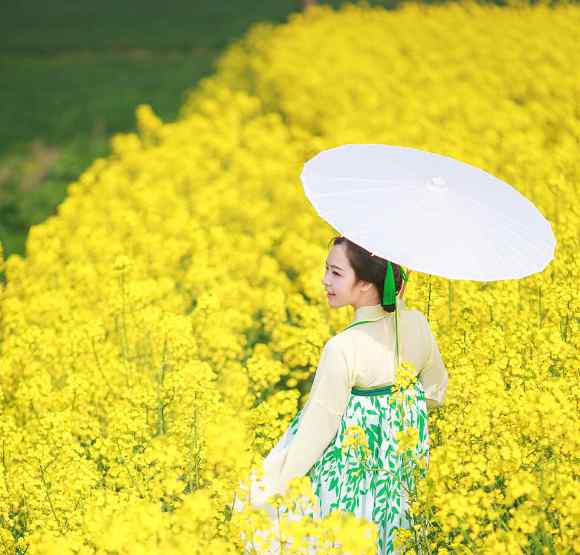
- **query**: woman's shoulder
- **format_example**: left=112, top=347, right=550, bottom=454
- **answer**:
left=328, top=303, right=428, bottom=342
left=398, top=298, right=430, bottom=322
left=402, top=305, right=429, bottom=324
left=323, top=331, right=350, bottom=351
left=320, top=328, right=359, bottom=361
left=405, top=307, right=426, bottom=320
left=327, top=320, right=377, bottom=353
left=400, top=307, right=430, bottom=337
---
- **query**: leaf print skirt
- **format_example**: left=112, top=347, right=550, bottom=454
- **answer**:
left=287, top=381, right=429, bottom=555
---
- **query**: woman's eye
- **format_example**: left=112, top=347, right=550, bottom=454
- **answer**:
left=333, top=271, right=340, bottom=276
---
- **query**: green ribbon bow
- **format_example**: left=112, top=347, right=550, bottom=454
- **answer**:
left=382, top=261, right=409, bottom=306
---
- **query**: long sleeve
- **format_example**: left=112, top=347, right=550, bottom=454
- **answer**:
left=256, top=336, right=353, bottom=501
left=417, top=313, right=449, bottom=408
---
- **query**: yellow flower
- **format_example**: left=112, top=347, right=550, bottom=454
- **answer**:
left=395, top=427, right=420, bottom=454
left=393, top=361, right=418, bottom=392
left=342, top=425, right=369, bottom=453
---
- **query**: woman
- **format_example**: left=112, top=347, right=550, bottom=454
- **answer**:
left=251, top=236, right=449, bottom=554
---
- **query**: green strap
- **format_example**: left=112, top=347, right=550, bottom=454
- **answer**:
left=394, top=301, right=400, bottom=370
left=341, top=318, right=385, bottom=331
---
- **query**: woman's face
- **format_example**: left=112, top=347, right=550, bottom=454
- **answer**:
left=322, top=243, right=360, bottom=308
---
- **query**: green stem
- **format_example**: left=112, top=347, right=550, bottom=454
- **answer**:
left=156, top=333, right=169, bottom=436
left=119, top=272, right=129, bottom=363
left=562, top=300, right=570, bottom=342
left=276, top=504, right=286, bottom=554
left=114, top=438, right=144, bottom=498
left=1, top=439, right=10, bottom=496
left=426, top=274, right=433, bottom=321
left=91, top=337, right=115, bottom=398
left=448, top=280, right=453, bottom=326
left=38, top=463, right=65, bottom=535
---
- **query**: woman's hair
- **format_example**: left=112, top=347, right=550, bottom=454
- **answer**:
left=329, top=236, right=405, bottom=313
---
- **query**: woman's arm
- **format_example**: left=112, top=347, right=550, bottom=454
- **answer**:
left=258, top=336, right=353, bottom=499
left=418, top=313, right=449, bottom=408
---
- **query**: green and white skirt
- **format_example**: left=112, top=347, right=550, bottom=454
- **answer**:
left=284, top=380, right=429, bottom=554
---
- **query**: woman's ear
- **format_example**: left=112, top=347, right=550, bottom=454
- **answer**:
left=361, top=280, right=374, bottom=292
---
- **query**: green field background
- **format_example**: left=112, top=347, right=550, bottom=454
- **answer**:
left=0, top=0, right=529, bottom=259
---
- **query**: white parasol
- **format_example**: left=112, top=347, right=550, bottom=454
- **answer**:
left=301, top=144, right=556, bottom=282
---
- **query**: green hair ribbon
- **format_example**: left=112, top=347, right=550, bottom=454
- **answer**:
left=382, top=261, right=409, bottom=370
left=382, top=261, right=408, bottom=305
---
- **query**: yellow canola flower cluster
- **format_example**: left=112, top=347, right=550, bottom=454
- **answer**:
left=342, top=424, right=371, bottom=460
left=392, top=361, right=418, bottom=398
left=1, top=1, right=579, bottom=553
left=395, top=427, right=420, bottom=455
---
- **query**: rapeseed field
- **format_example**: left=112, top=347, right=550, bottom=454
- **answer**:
left=0, top=1, right=578, bottom=553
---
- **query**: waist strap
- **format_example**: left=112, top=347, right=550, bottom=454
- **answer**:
left=351, top=385, right=393, bottom=396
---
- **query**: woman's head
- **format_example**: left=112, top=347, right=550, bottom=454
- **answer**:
left=322, top=236, right=407, bottom=312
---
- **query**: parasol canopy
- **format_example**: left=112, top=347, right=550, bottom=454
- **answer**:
left=301, top=144, right=556, bottom=281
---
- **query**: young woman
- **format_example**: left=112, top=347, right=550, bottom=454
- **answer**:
left=251, top=236, right=449, bottom=554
